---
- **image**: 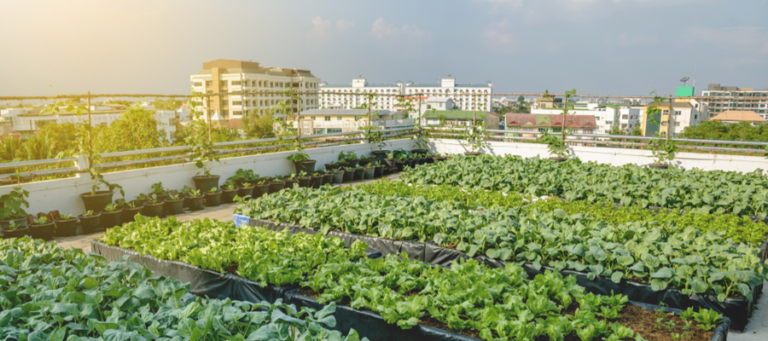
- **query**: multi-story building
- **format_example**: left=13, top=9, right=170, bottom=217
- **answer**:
left=190, top=59, right=321, bottom=121
left=291, top=109, right=412, bottom=135
left=423, top=110, right=500, bottom=128
left=405, top=77, right=493, bottom=112
left=505, top=114, right=597, bottom=139
left=701, top=84, right=768, bottom=119
left=532, top=102, right=642, bottom=135
left=709, top=110, right=766, bottom=125
left=641, top=101, right=703, bottom=137
left=319, top=78, right=403, bottom=111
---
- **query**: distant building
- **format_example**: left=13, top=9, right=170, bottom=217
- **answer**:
left=190, top=59, right=321, bottom=121
left=319, top=78, right=403, bottom=111
left=701, top=84, right=768, bottom=119
left=505, top=114, right=597, bottom=139
left=532, top=102, right=642, bottom=135
left=405, top=77, right=493, bottom=112
left=709, top=110, right=766, bottom=125
left=641, top=101, right=704, bottom=136
left=292, top=109, right=413, bottom=135
left=423, top=110, right=500, bottom=128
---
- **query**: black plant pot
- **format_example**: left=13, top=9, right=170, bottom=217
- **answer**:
left=29, top=222, right=55, bottom=240
left=416, top=158, right=426, bottom=165
left=121, top=206, right=144, bottom=224
left=332, top=171, right=344, bottom=184
left=298, top=177, right=311, bottom=188
left=363, top=167, right=375, bottom=179
left=164, top=199, right=184, bottom=216
left=284, top=179, right=298, bottom=190
left=221, top=189, right=238, bottom=203
left=464, top=151, right=482, bottom=156
left=358, top=158, right=372, bottom=167
left=205, top=191, right=222, bottom=207
left=408, top=160, right=416, bottom=168
left=237, top=186, right=253, bottom=199
left=78, top=214, right=101, bottom=234
left=1, top=226, right=29, bottom=239
left=142, top=202, right=164, bottom=217
left=322, top=174, right=333, bottom=186
left=0, top=217, right=28, bottom=231
left=310, top=176, right=323, bottom=188
left=325, top=163, right=341, bottom=171
left=374, top=166, right=385, bottom=178
left=353, top=168, right=364, bottom=181
left=342, top=161, right=356, bottom=168
left=268, top=181, right=285, bottom=194
left=371, top=150, right=390, bottom=161
left=293, top=160, right=317, bottom=175
left=192, top=175, right=220, bottom=193
left=411, top=148, right=428, bottom=154
left=648, top=163, right=669, bottom=169
left=186, top=196, right=205, bottom=211
left=383, top=158, right=397, bottom=168
left=99, top=210, right=122, bottom=229
left=252, top=184, right=269, bottom=198
left=80, top=191, right=114, bottom=213
left=396, top=162, right=407, bottom=172
left=342, top=170, right=354, bottom=183
left=55, top=218, right=78, bottom=237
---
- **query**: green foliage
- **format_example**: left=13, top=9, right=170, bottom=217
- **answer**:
left=88, top=168, right=125, bottom=197
left=241, top=108, right=276, bottom=139
left=0, top=186, right=29, bottom=219
left=650, top=138, right=676, bottom=165
left=401, top=154, right=768, bottom=218
left=680, top=120, right=768, bottom=142
left=338, top=151, right=358, bottom=161
left=287, top=151, right=310, bottom=162
left=185, top=120, right=220, bottom=176
left=99, top=216, right=368, bottom=287
left=32, top=216, right=48, bottom=224
left=0, top=238, right=366, bottom=341
left=540, top=133, right=570, bottom=159
left=693, top=309, right=723, bottom=331
left=459, top=123, right=489, bottom=152
left=104, top=204, right=118, bottom=212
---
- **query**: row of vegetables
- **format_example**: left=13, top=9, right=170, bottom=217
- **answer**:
left=398, top=154, right=768, bottom=218
left=97, top=217, right=725, bottom=341
left=235, top=186, right=767, bottom=302
left=0, top=237, right=366, bottom=341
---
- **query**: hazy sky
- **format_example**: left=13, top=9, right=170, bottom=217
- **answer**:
left=1, top=0, right=767, bottom=99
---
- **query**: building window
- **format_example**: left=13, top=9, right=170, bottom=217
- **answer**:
left=222, top=110, right=229, bottom=116
left=232, top=101, right=242, bottom=105
left=233, top=111, right=242, bottom=116
left=194, top=82, right=202, bottom=87
left=206, top=81, right=212, bottom=86
left=355, top=116, right=360, bottom=121
left=328, top=128, right=342, bottom=133
left=324, top=116, right=331, bottom=121
left=310, top=116, right=316, bottom=120
left=222, top=101, right=228, bottom=106
left=337, top=116, right=342, bottom=121
left=674, top=110, right=681, bottom=116
left=675, top=122, right=680, bottom=126
left=220, top=81, right=228, bottom=87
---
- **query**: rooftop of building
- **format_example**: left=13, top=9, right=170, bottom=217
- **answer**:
left=506, top=113, right=597, bottom=128
left=709, top=110, right=766, bottom=122
left=196, top=59, right=316, bottom=78
left=423, top=110, right=496, bottom=120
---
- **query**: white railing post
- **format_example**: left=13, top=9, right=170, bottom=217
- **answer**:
left=74, top=155, right=90, bottom=173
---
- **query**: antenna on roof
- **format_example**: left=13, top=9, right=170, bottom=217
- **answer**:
left=680, top=77, right=690, bottom=87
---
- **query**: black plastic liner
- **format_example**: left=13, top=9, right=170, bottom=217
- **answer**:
left=91, top=241, right=297, bottom=304
left=284, top=288, right=728, bottom=341
left=240, top=217, right=758, bottom=331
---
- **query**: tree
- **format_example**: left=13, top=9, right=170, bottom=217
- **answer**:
left=95, top=107, right=168, bottom=152
left=241, top=108, right=276, bottom=138
left=631, top=125, right=643, bottom=136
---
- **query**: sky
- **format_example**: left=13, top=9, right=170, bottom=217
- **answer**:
left=1, top=0, right=767, bottom=99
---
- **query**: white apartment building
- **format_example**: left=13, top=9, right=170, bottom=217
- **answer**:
left=405, top=77, right=493, bottom=112
left=190, top=59, right=321, bottom=121
left=641, top=100, right=704, bottom=136
left=532, top=101, right=643, bottom=135
left=291, top=109, right=413, bottom=135
left=319, top=78, right=403, bottom=111
left=700, top=84, right=768, bottom=119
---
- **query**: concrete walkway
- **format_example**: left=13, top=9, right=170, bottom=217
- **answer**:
left=52, top=173, right=767, bottom=340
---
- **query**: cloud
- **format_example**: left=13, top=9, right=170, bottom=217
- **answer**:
left=336, top=20, right=354, bottom=31
left=306, top=16, right=332, bottom=42
left=604, top=32, right=659, bottom=47
left=482, top=20, right=518, bottom=54
left=369, top=18, right=432, bottom=46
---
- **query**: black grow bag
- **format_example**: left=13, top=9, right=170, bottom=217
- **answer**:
left=91, top=241, right=297, bottom=304
left=282, top=290, right=729, bottom=341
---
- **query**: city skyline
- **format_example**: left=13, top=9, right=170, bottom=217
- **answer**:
left=1, top=0, right=767, bottom=98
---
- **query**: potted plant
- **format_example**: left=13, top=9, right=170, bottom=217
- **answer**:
left=120, top=201, right=143, bottom=223
left=332, top=168, right=345, bottom=184
left=0, top=187, right=30, bottom=231
left=185, top=189, right=204, bottom=211
left=649, top=138, right=675, bottom=169
left=236, top=181, right=254, bottom=199
left=288, top=151, right=316, bottom=175
left=325, top=160, right=340, bottom=171
left=133, top=193, right=149, bottom=207
left=395, top=154, right=409, bottom=172
left=220, top=182, right=239, bottom=203
left=252, top=180, right=269, bottom=198
left=80, top=170, right=124, bottom=213
left=320, top=170, right=333, bottom=186
left=363, top=163, right=375, bottom=179
left=297, top=171, right=311, bottom=188
left=100, top=203, right=122, bottom=229
left=228, top=169, right=258, bottom=187
left=28, top=216, right=55, bottom=240
left=268, top=175, right=285, bottom=194
left=340, top=167, right=354, bottom=183
left=78, top=210, right=101, bottom=234
left=164, top=194, right=184, bottom=215
left=310, top=172, right=324, bottom=188
left=55, top=213, right=78, bottom=237
left=383, top=152, right=397, bottom=169
left=367, top=126, right=390, bottom=161
left=459, top=123, right=489, bottom=156
left=373, top=161, right=386, bottom=178
left=406, top=153, right=417, bottom=168
left=284, top=173, right=299, bottom=189
left=150, top=181, right=171, bottom=202
left=142, top=194, right=165, bottom=217
left=336, top=151, right=355, bottom=168
left=1, top=220, right=28, bottom=239
left=205, top=188, right=222, bottom=207
left=540, top=133, right=570, bottom=162
left=357, top=154, right=372, bottom=167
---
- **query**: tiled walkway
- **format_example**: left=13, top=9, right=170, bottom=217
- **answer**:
left=52, top=172, right=768, bottom=339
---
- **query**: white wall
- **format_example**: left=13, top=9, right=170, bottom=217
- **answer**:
left=428, top=138, right=768, bottom=174
left=3, top=139, right=415, bottom=216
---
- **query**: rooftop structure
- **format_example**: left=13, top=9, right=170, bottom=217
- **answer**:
left=404, top=77, right=493, bottom=112
left=701, top=84, right=768, bottom=119
left=319, top=78, right=402, bottom=111
left=709, top=110, right=766, bottom=125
